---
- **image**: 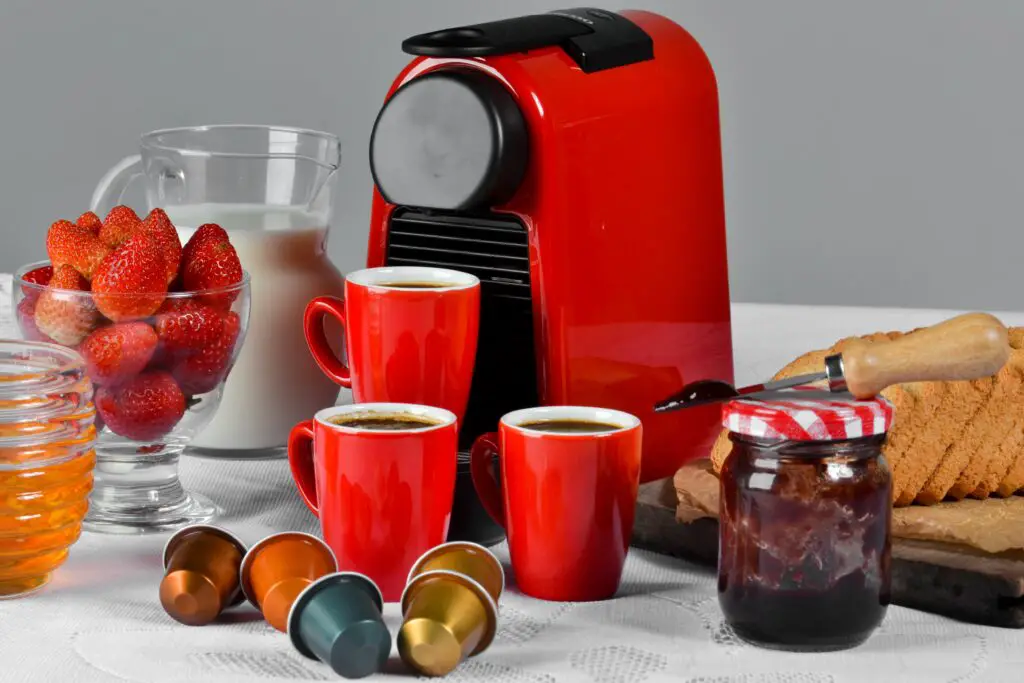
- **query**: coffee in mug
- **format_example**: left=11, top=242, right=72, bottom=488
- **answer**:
left=518, top=420, right=621, bottom=434
left=328, top=413, right=442, bottom=431
left=376, top=281, right=451, bottom=289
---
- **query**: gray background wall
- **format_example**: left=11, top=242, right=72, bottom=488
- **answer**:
left=0, top=0, right=1019, bottom=310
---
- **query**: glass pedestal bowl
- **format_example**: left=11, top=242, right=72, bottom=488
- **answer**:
left=14, top=261, right=250, bottom=534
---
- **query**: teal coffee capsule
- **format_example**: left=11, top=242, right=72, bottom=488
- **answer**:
left=288, top=572, right=392, bottom=679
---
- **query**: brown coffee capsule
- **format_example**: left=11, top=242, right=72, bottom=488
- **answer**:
left=407, top=541, right=504, bottom=602
left=398, top=569, right=498, bottom=677
left=159, top=525, right=247, bottom=626
left=240, top=531, right=337, bottom=632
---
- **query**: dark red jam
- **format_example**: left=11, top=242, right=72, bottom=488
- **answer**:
left=718, top=433, right=892, bottom=651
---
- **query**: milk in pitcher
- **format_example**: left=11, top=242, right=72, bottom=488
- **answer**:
left=168, top=204, right=345, bottom=454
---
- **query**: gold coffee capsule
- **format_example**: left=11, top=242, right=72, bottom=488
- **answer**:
left=159, top=525, right=247, bottom=626
left=398, top=569, right=498, bottom=677
left=240, top=531, right=337, bottom=632
left=407, top=541, right=504, bottom=602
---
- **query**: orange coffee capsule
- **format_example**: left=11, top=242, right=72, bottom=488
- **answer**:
left=398, top=569, right=498, bottom=677
left=160, top=525, right=247, bottom=626
left=240, top=531, right=337, bottom=632
left=407, top=541, right=504, bottom=602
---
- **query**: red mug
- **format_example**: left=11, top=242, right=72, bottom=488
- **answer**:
left=288, top=402, right=458, bottom=601
left=304, top=266, right=480, bottom=423
left=471, top=406, right=642, bottom=602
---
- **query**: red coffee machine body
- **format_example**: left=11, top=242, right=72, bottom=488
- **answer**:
left=368, top=9, right=733, bottom=483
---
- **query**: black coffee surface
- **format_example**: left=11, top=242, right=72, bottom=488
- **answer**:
left=330, top=414, right=441, bottom=430
left=378, top=281, right=449, bottom=289
left=518, top=419, right=621, bottom=434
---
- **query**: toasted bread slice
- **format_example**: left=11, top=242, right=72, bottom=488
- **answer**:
left=914, top=377, right=1000, bottom=503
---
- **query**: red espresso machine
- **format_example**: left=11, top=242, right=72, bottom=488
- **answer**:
left=367, top=8, right=733, bottom=493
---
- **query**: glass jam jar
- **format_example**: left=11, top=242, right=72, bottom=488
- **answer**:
left=0, top=341, right=95, bottom=598
left=718, top=394, right=893, bottom=651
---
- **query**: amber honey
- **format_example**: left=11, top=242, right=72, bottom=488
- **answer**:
left=0, top=341, right=95, bottom=598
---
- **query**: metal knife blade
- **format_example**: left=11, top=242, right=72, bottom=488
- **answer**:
left=652, top=372, right=829, bottom=413
left=732, top=372, right=829, bottom=396
left=655, top=386, right=851, bottom=412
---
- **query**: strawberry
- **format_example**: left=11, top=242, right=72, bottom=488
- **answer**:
left=92, top=231, right=168, bottom=322
left=33, top=265, right=99, bottom=346
left=79, top=322, right=158, bottom=387
left=98, top=205, right=141, bottom=249
left=153, top=299, right=226, bottom=363
left=95, top=371, right=185, bottom=441
left=139, top=209, right=182, bottom=285
left=171, top=311, right=240, bottom=394
left=46, top=219, right=111, bottom=280
left=180, top=223, right=229, bottom=267
left=76, top=211, right=103, bottom=236
left=22, top=265, right=53, bottom=286
left=17, top=297, right=55, bottom=343
left=20, top=265, right=54, bottom=304
left=181, top=239, right=243, bottom=308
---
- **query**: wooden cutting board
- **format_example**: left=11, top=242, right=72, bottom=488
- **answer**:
left=631, top=476, right=1024, bottom=628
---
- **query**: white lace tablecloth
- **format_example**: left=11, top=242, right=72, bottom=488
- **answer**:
left=2, top=273, right=1024, bottom=683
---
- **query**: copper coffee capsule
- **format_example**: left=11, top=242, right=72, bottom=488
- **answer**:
left=240, top=531, right=337, bottom=632
left=398, top=569, right=498, bottom=677
left=407, top=541, right=504, bottom=602
left=160, top=525, right=247, bottom=626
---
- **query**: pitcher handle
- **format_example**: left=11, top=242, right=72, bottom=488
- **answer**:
left=91, top=154, right=143, bottom=215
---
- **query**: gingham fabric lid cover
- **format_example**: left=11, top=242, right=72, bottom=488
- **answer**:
left=722, top=390, right=894, bottom=441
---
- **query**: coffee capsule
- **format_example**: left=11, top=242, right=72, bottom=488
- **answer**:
left=240, top=531, right=337, bottom=632
left=407, top=541, right=504, bottom=602
left=398, top=569, right=498, bottom=677
left=288, top=572, right=392, bottom=679
left=159, top=525, right=247, bottom=626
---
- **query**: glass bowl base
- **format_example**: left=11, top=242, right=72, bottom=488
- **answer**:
left=86, top=446, right=220, bottom=535
left=84, top=491, right=220, bottom=535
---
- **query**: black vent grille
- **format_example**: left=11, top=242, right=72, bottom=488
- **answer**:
left=385, top=209, right=539, bottom=448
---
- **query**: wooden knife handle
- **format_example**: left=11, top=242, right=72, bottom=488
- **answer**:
left=842, top=312, right=1010, bottom=399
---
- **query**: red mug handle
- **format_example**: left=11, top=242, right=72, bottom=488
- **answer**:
left=287, top=420, right=320, bottom=517
left=304, top=296, right=351, bottom=387
left=470, top=432, right=506, bottom=527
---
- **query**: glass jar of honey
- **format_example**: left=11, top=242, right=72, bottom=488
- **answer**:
left=0, top=341, right=95, bottom=598
left=718, top=393, right=893, bottom=651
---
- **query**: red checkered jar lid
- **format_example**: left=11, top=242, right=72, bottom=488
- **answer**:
left=722, top=391, right=894, bottom=441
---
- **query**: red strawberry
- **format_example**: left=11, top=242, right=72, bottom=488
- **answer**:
left=22, top=265, right=53, bottom=286
left=181, top=239, right=243, bottom=308
left=140, top=208, right=182, bottom=285
left=180, top=223, right=229, bottom=267
left=153, top=299, right=226, bottom=363
left=33, top=265, right=99, bottom=346
left=20, top=265, right=54, bottom=304
left=76, top=211, right=103, bottom=236
left=95, top=371, right=185, bottom=441
left=98, top=205, right=141, bottom=249
left=171, top=311, right=241, bottom=394
left=92, top=231, right=168, bottom=321
left=46, top=220, right=112, bottom=280
left=79, top=322, right=158, bottom=387
left=17, top=297, right=55, bottom=343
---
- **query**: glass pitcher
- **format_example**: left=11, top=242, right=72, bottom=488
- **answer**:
left=92, top=125, right=345, bottom=457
